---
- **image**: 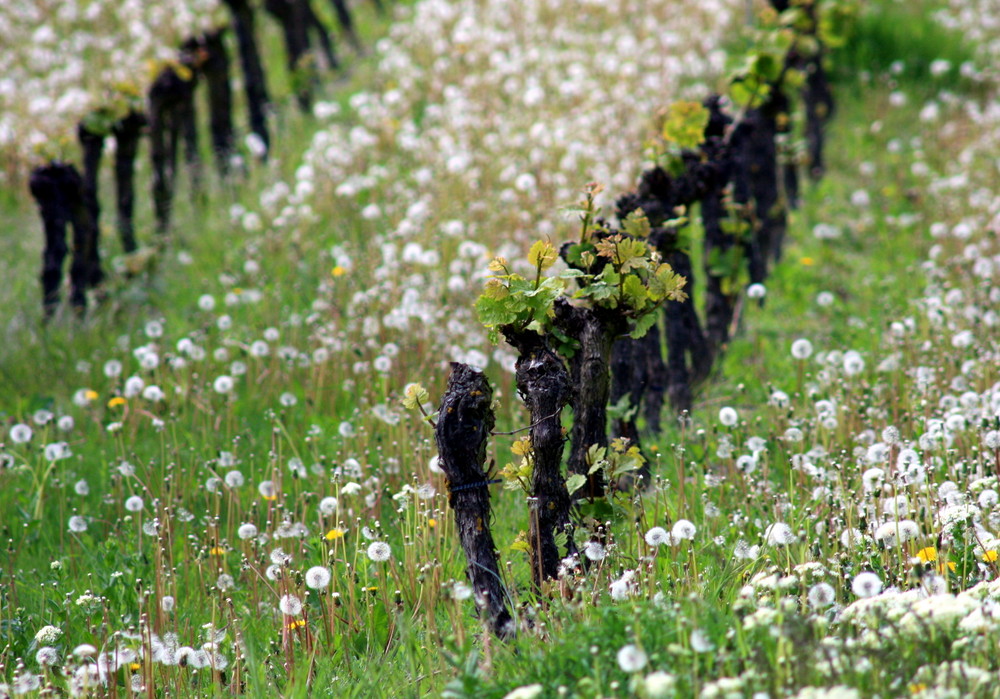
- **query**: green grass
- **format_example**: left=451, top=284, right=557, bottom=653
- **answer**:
left=2, top=1, right=999, bottom=697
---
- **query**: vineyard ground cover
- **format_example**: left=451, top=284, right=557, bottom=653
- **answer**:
left=1, top=0, right=999, bottom=696
left=0, top=3, right=392, bottom=391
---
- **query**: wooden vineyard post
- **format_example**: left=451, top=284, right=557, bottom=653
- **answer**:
left=434, top=363, right=514, bottom=638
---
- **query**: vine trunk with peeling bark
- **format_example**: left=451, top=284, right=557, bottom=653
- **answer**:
left=434, top=364, right=514, bottom=638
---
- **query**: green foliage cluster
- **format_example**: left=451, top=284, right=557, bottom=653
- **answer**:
left=728, top=0, right=858, bottom=110
left=476, top=191, right=687, bottom=345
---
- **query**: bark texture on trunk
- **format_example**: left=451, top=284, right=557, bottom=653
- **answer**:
left=224, top=0, right=271, bottom=157
left=148, top=64, right=197, bottom=234
left=502, top=328, right=574, bottom=588
left=29, top=163, right=92, bottom=316
left=553, top=299, right=623, bottom=497
left=77, top=122, right=105, bottom=291
left=434, top=364, right=514, bottom=638
left=112, top=112, right=145, bottom=254
left=201, top=30, right=236, bottom=177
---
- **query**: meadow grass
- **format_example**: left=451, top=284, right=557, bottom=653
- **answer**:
left=1, top=0, right=1000, bottom=697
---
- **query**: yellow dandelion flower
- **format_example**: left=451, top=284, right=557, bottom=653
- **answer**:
left=800, top=256, right=815, bottom=266
left=939, top=561, right=957, bottom=574
left=210, top=546, right=226, bottom=556
left=427, top=518, right=437, bottom=529
left=916, top=547, right=937, bottom=562
left=325, top=528, right=345, bottom=541
left=286, top=619, right=306, bottom=630
left=85, top=389, right=99, bottom=401
left=909, top=684, right=927, bottom=694
left=129, top=663, right=141, bottom=672
left=983, top=550, right=998, bottom=563
left=108, top=397, right=127, bottom=409
left=331, top=266, right=347, bottom=277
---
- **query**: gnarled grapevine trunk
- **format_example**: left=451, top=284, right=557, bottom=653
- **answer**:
left=661, top=246, right=711, bottom=413
left=731, top=105, right=783, bottom=280
left=29, top=163, right=92, bottom=316
left=112, top=112, right=145, bottom=254
left=305, top=1, right=339, bottom=71
left=328, top=0, right=363, bottom=53
left=223, top=0, right=271, bottom=158
left=614, top=147, right=728, bottom=415
left=201, top=30, right=236, bottom=177
left=700, top=96, right=738, bottom=356
left=148, top=63, right=197, bottom=234
left=502, top=328, right=574, bottom=588
left=553, top=299, right=623, bottom=497
left=804, top=48, right=834, bottom=180
left=77, top=122, right=105, bottom=292
left=434, top=364, right=513, bottom=638
left=265, top=0, right=315, bottom=112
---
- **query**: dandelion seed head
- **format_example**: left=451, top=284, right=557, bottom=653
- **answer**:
left=765, top=522, right=796, bottom=546
left=644, top=526, right=669, bottom=547
left=367, top=542, right=391, bottom=562
left=616, top=644, right=648, bottom=672
left=279, top=594, right=302, bottom=616
left=851, top=572, right=883, bottom=598
left=719, top=407, right=738, bottom=427
left=124, top=496, right=144, bottom=512
left=306, top=566, right=332, bottom=589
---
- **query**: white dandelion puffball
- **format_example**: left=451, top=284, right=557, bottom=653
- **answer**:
left=791, top=338, right=813, bottom=360
left=68, top=516, right=88, bottom=533
left=644, top=671, right=676, bottom=698
left=765, top=522, right=797, bottom=546
left=237, top=523, right=258, bottom=540
left=719, top=407, right=738, bottom=426
left=279, top=594, right=303, bottom=615
left=644, top=527, right=670, bottom=547
left=367, top=542, right=391, bottom=562
left=213, top=375, right=235, bottom=394
left=671, top=519, right=697, bottom=542
left=851, top=571, right=883, bottom=598
left=807, top=582, right=836, bottom=608
left=10, top=423, right=33, bottom=443
left=747, top=283, right=766, bottom=299
left=257, top=480, right=277, bottom=499
left=583, top=541, right=606, bottom=561
left=124, top=496, right=144, bottom=512
left=616, top=644, right=648, bottom=673
left=318, top=496, right=339, bottom=516
left=305, top=566, right=332, bottom=589
left=502, top=685, right=543, bottom=699
left=35, top=647, right=59, bottom=666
